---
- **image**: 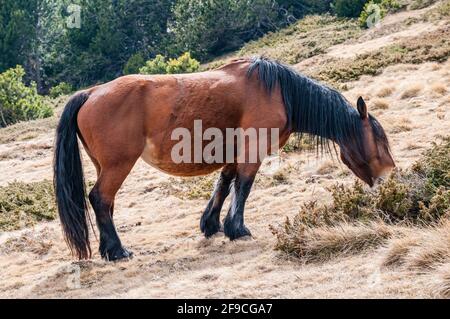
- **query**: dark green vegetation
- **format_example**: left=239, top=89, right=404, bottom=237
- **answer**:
left=0, top=66, right=52, bottom=127
left=0, top=180, right=56, bottom=231
left=271, top=137, right=450, bottom=259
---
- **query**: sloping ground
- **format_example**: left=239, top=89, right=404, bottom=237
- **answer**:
left=0, top=5, right=449, bottom=298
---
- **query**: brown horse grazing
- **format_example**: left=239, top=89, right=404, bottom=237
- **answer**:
left=54, top=57, right=395, bottom=261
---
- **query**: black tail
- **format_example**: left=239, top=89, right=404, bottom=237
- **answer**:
left=53, top=92, right=91, bottom=259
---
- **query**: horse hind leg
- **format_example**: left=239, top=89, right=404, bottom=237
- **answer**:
left=200, top=164, right=236, bottom=237
left=89, top=160, right=137, bottom=261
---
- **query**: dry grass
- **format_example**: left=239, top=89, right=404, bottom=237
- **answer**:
left=430, top=83, right=447, bottom=96
left=205, top=15, right=361, bottom=68
left=316, top=161, right=338, bottom=175
left=390, top=120, right=413, bottom=133
left=376, top=87, right=395, bottom=98
left=161, top=175, right=217, bottom=200
left=271, top=221, right=393, bottom=262
left=308, top=27, right=450, bottom=88
left=433, top=264, right=450, bottom=298
left=371, top=98, right=390, bottom=110
left=401, top=83, right=424, bottom=99
left=0, top=228, right=54, bottom=256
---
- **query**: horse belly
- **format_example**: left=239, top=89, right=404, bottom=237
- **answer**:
left=140, top=138, right=224, bottom=177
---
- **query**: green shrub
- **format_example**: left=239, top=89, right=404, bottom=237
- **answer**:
left=139, top=52, right=200, bottom=75
left=170, top=0, right=278, bottom=60
left=123, top=53, right=145, bottom=75
left=333, top=0, right=368, bottom=17
left=166, top=52, right=200, bottom=74
left=49, top=82, right=73, bottom=98
left=0, top=66, right=52, bottom=128
left=139, top=54, right=168, bottom=75
left=359, top=0, right=401, bottom=28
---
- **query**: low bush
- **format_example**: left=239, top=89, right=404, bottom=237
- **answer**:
left=49, top=82, right=73, bottom=98
left=0, top=66, right=52, bottom=127
left=272, top=137, right=450, bottom=257
left=123, top=53, right=145, bottom=75
left=359, top=0, right=402, bottom=28
left=139, top=52, right=200, bottom=75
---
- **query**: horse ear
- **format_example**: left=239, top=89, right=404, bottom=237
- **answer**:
left=357, top=96, right=368, bottom=119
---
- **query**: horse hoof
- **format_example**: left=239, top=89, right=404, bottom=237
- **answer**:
left=102, top=246, right=133, bottom=261
left=223, top=221, right=252, bottom=241
left=200, top=217, right=221, bottom=238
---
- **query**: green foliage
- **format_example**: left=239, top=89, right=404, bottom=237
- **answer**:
left=49, top=82, right=73, bottom=98
left=0, top=180, right=56, bottom=231
left=413, top=137, right=450, bottom=190
left=0, top=66, right=52, bottom=127
left=139, top=53, right=200, bottom=75
left=333, top=0, right=368, bottom=17
left=166, top=52, right=200, bottom=74
left=139, top=55, right=168, bottom=75
left=170, top=0, right=279, bottom=60
left=359, top=0, right=401, bottom=28
left=123, top=53, right=146, bottom=75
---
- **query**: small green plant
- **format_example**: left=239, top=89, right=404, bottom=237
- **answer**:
left=0, top=66, right=52, bottom=127
left=123, top=53, right=146, bottom=75
left=49, top=82, right=73, bottom=98
left=139, top=52, right=200, bottom=75
left=166, top=52, right=200, bottom=74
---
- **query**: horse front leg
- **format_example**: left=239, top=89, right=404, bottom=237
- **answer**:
left=223, top=163, right=260, bottom=240
left=200, top=164, right=236, bottom=237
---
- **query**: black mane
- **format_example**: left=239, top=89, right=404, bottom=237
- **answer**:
left=247, top=57, right=389, bottom=156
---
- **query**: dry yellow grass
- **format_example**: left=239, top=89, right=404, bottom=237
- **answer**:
left=376, top=87, right=395, bottom=98
left=390, top=118, right=413, bottom=133
left=433, top=264, right=450, bottom=298
left=271, top=221, right=394, bottom=262
left=380, top=221, right=450, bottom=298
left=316, top=160, right=338, bottom=175
left=371, top=98, right=390, bottom=110
left=430, top=82, right=447, bottom=95
left=401, top=83, right=424, bottom=99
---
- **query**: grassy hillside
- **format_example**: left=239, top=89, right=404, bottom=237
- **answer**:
left=0, top=1, right=449, bottom=298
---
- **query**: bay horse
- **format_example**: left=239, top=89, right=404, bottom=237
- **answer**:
left=54, top=57, right=395, bottom=261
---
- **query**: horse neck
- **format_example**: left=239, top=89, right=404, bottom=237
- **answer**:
left=289, top=79, right=361, bottom=145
